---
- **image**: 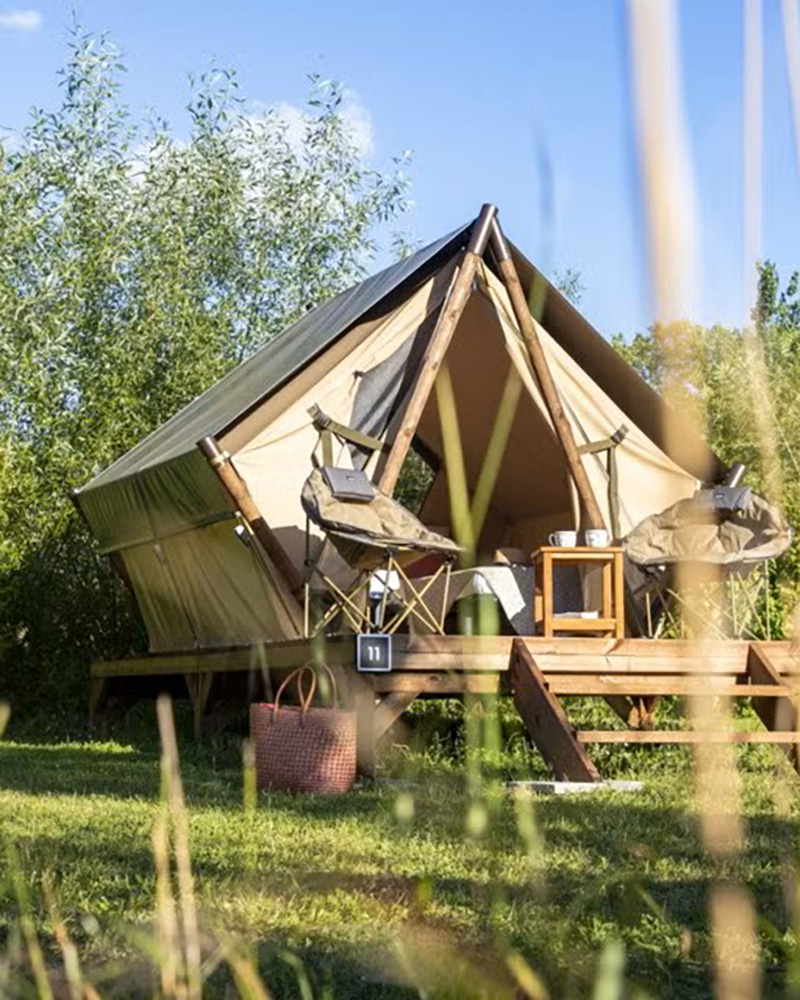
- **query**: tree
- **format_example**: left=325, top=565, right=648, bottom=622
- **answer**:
left=0, top=28, right=411, bottom=710
left=612, top=264, right=800, bottom=635
left=554, top=267, right=585, bottom=306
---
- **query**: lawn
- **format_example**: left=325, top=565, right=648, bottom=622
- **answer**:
left=0, top=701, right=798, bottom=999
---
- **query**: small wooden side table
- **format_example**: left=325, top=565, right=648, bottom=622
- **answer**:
left=532, top=546, right=625, bottom=639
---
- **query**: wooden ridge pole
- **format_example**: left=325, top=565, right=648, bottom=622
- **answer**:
left=379, top=203, right=498, bottom=496
left=489, top=219, right=606, bottom=531
left=198, top=436, right=304, bottom=598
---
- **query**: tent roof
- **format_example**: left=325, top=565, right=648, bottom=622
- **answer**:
left=78, top=210, right=725, bottom=497
left=510, top=246, right=725, bottom=482
left=80, top=225, right=471, bottom=493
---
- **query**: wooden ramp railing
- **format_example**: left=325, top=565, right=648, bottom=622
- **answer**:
left=510, top=638, right=800, bottom=782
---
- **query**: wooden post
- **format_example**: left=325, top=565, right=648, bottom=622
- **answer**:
left=185, top=672, right=213, bottom=741
left=88, top=675, right=108, bottom=729
left=489, top=220, right=606, bottom=531
left=197, top=436, right=303, bottom=597
left=353, top=675, right=377, bottom=778
left=378, top=203, right=498, bottom=496
left=374, top=690, right=422, bottom=741
left=510, top=638, right=601, bottom=782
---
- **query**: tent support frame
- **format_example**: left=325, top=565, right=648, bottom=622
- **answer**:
left=489, top=218, right=606, bottom=531
left=378, top=204, right=606, bottom=538
left=197, top=435, right=304, bottom=603
left=379, top=203, right=498, bottom=496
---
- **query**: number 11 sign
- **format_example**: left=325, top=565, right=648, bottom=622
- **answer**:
left=356, top=634, right=392, bottom=673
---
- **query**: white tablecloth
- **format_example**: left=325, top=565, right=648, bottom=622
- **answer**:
left=406, top=565, right=535, bottom=635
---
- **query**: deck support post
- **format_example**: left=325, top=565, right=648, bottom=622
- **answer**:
left=185, top=672, right=213, bottom=741
left=348, top=673, right=377, bottom=778
left=88, top=676, right=109, bottom=729
left=510, top=638, right=601, bottom=782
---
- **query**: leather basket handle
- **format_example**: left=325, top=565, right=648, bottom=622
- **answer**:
left=272, top=665, right=317, bottom=723
left=271, top=663, right=340, bottom=723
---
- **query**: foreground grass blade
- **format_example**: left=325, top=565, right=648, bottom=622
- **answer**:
left=157, top=695, right=202, bottom=1000
left=5, top=842, right=53, bottom=1000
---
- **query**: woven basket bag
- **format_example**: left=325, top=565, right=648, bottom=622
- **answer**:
left=250, top=664, right=356, bottom=794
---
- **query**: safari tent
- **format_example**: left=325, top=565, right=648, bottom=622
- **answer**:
left=80, top=205, right=799, bottom=780
left=75, top=206, right=722, bottom=653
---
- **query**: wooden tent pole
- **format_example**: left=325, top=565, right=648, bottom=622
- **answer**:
left=198, top=436, right=304, bottom=596
left=489, top=219, right=606, bottom=531
left=378, top=203, right=498, bottom=496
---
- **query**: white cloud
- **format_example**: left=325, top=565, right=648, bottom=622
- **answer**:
left=249, top=89, right=375, bottom=159
left=0, top=8, right=42, bottom=31
left=339, top=90, right=374, bottom=158
left=269, top=100, right=307, bottom=155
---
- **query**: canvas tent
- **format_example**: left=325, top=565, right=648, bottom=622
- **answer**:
left=75, top=208, right=724, bottom=654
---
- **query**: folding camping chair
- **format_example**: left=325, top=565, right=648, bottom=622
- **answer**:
left=624, top=475, right=790, bottom=640
left=300, top=466, right=461, bottom=637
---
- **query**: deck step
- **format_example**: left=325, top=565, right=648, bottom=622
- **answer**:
left=577, top=730, right=800, bottom=744
left=547, top=677, right=797, bottom=698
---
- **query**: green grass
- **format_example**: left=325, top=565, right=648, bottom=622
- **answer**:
left=0, top=702, right=798, bottom=998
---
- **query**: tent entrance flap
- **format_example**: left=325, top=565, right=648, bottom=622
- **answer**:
left=576, top=426, right=630, bottom=540
left=415, top=281, right=575, bottom=555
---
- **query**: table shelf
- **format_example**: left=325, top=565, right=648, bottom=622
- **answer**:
left=532, top=546, right=625, bottom=639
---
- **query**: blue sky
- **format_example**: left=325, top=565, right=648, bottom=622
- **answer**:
left=1, top=0, right=798, bottom=339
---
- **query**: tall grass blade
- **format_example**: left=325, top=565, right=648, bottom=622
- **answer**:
left=626, top=3, right=762, bottom=997
left=42, top=874, right=84, bottom=1000
left=156, top=694, right=202, bottom=1000
left=782, top=0, right=800, bottom=178
left=470, top=365, right=523, bottom=544
left=5, top=841, right=53, bottom=1000
left=151, top=809, right=180, bottom=999
left=591, top=939, right=625, bottom=1000
left=434, top=362, right=474, bottom=561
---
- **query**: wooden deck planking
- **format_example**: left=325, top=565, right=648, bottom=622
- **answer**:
left=89, top=635, right=800, bottom=781
left=92, top=635, right=800, bottom=679
left=578, top=730, right=800, bottom=744
left=546, top=676, right=797, bottom=697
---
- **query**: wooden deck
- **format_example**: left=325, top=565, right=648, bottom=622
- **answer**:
left=90, top=635, right=800, bottom=782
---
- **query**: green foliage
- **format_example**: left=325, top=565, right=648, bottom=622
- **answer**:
left=612, top=263, right=800, bottom=635
left=0, top=28, right=411, bottom=709
left=554, top=267, right=585, bottom=306
left=393, top=447, right=436, bottom=516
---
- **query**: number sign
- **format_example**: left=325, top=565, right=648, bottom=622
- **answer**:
left=356, top=633, right=392, bottom=673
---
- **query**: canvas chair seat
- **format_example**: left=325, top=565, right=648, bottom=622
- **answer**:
left=625, top=491, right=791, bottom=640
left=301, top=468, right=461, bottom=636
left=625, top=491, right=791, bottom=568
left=301, top=467, right=461, bottom=571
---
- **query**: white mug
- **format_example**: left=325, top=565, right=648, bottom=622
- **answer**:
left=584, top=528, right=609, bottom=547
left=549, top=530, right=577, bottom=547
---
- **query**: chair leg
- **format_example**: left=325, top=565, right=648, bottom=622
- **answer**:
left=311, top=571, right=371, bottom=635
left=384, top=562, right=448, bottom=635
